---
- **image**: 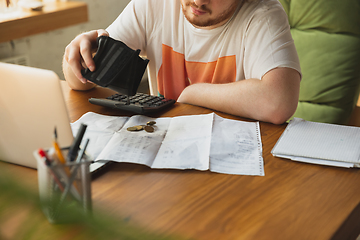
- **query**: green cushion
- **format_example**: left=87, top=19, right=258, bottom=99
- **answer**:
left=279, top=0, right=360, bottom=124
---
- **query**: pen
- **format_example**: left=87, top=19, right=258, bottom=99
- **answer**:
left=67, top=123, right=87, bottom=162
left=43, top=128, right=82, bottom=203
left=60, top=138, right=90, bottom=204
left=52, top=127, right=80, bottom=194
left=79, top=139, right=92, bottom=212
left=38, top=148, right=65, bottom=192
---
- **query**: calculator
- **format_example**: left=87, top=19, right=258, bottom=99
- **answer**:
left=89, top=92, right=176, bottom=114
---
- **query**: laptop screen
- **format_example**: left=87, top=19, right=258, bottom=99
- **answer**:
left=0, top=63, right=74, bottom=169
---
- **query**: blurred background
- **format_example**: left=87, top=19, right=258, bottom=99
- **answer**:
left=0, top=0, right=130, bottom=80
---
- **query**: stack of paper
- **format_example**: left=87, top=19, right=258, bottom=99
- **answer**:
left=271, top=118, right=360, bottom=168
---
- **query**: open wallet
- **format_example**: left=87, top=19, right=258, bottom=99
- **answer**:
left=81, top=36, right=176, bottom=114
left=81, top=36, right=149, bottom=96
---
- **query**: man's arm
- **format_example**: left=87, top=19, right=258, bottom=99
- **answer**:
left=177, top=67, right=301, bottom=125
left=62, top=29, right=109, bottom=91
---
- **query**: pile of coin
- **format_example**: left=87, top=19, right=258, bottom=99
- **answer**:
left=127, top=121, right=156, bottom=133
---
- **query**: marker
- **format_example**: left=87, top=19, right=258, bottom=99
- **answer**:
left=67, top=124, right=87, bottom=162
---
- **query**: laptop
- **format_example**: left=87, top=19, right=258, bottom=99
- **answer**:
left=0, top=62, right=106, bottom=172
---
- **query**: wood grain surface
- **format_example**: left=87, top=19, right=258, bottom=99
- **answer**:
left=1, top=81, right=359, bottom=240
left=60, top=81, right=360, bottom=240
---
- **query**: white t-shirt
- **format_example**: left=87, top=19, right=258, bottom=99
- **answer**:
left=107, top=0, right=301, bottom=99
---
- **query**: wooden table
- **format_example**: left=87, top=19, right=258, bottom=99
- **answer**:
left=0, top=1, right=88, bottom=43
left=2, top=81, right=360, bottom=240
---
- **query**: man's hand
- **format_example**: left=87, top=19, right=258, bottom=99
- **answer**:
left=63, top=29, right=109, bottom=90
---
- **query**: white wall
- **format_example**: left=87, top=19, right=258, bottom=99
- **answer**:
left=0, top=0, right=130, bottom=79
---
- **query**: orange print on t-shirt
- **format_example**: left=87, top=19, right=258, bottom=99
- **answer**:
left=157, top=44, right=236, bottom=99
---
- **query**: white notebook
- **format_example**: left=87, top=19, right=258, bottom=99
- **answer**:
left=271, top=118, right=360, bottom=168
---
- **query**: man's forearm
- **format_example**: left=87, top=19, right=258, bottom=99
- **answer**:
left=177, top=68, right=300, bottom=124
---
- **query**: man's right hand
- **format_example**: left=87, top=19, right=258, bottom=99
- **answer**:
left=63, top=29, right=109, bottom=90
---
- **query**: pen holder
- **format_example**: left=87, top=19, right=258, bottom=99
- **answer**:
left=34, top=148, right=92, bottom=224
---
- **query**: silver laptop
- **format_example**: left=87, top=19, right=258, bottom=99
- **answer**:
left=0, top=62, right=74, bottom=169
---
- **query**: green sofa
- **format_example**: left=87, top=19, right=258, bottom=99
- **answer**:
left=279, top=0, right=360, bottom=124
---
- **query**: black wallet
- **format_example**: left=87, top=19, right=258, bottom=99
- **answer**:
left=81, top=36, right=149, bottom=96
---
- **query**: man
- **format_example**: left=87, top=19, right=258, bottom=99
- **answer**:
left=63, top=0, right=301, bottom=124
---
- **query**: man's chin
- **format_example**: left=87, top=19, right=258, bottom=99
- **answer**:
left=185, top=15, right=213, bottom=28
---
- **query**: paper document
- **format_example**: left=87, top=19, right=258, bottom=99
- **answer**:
left=271, top=118, right=360, bottom=168
left=71, top=112, right=264, bottom=176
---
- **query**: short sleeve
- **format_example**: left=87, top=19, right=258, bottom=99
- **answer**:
left=243, top=2, right=301, bottom=80
left=106, top=0, right=148, bottom=55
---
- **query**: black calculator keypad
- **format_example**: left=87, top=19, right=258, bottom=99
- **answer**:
left=89, top=93, right=176, bottom=114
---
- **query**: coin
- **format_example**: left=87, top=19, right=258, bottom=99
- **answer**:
left=127, top=125, right=143, bottom=131
left=127, top=126, right=138, bottom=131
left=146, top=121, right=156, bottom=126
left=144, top=125, right=154, bottom=133
left=134, top=125, right=144, bottom=131
left=127, top=122, right=155, bottom=133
